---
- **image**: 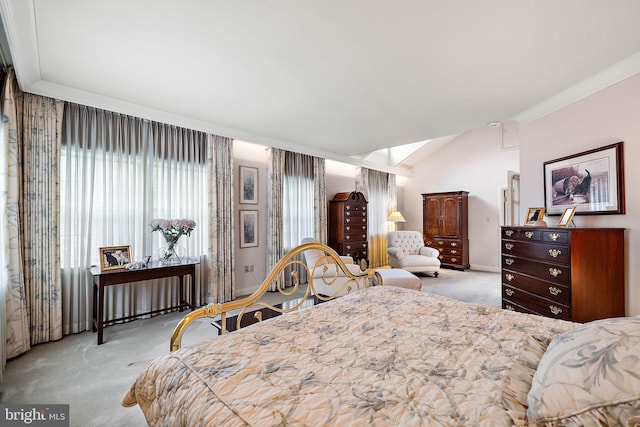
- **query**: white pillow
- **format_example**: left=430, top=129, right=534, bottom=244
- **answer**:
left=527, top=317, right=640, bottom=426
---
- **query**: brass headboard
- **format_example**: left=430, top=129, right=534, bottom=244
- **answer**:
left=170, top=242, right=377, bottom=351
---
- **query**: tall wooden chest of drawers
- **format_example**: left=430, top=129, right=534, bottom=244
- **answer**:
left=500, top=226, right=625, bottom=323
left=422, top=191, right=470, bottom=270
left=328, top=191, right=368, bottom=264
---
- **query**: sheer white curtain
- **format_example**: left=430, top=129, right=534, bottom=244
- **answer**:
left=356, top=168, right=397, bottom=268
left=60, top=104, right=209, bottom=334
left=267, top=149, right=326, bottom=289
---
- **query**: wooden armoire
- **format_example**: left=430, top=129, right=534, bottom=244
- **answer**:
left=328, top=191, right=368, bottom=264
left=422, top=191, right=470, bottom=270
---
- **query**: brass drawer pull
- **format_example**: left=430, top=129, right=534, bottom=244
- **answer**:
left=505, top=230, right=514, bottom=237
left=505, top=288, right=514, bottom=296
left=504, top=243, right=514, bottom=250
left=451, top=250, right=457, bottom=254
left=549, top=233, right=560, bottom=241
left=438, top=241, right=444, bottom=246
left=346, top=235, right=351, bottom=240
left=506, top=305, right=515, bottom=311
left=451, top=242, right=457, bottom=247
left=345, top=226, right=351, bottom=231
left=505, top=258, right=514, bottom=266
left=548, top=249, right=561, bottom=258
left=548, top=268, right=562, bottom=277
left=505, top=273, right=514, bottom=281
left=549, top=286, right=561, bottom=296
left=346, top=245, right=351, bottom=249
left=525, top=231, right=534, bottom=239
left=426, top=240, right=432, bottom=245
left=549, top=305, right=563, bottom=316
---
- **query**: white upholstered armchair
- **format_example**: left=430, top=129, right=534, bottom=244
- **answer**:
left=301, top=238, right=369, bottom=297
left=387, top=231, right=440, bottom=277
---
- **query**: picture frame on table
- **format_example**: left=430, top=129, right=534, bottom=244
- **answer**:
left=543, top=142, right=625, bottom=215
left=556, top=206, right=577, bottom=227
left=239, top=210, right=258, bottom=248
left=524, top=207, right=545, bottom=226
left=239, top=166, right=258, bottom=204
left=99, top=245, right=132, bottom=271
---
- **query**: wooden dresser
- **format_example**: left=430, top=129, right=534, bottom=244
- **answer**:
left=328, top=191, right=368, bottom=264
left=500, top=226, right=625, bottom=323
left=422, top=191, right=469, bottom=270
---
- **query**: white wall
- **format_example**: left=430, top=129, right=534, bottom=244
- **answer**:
left=401, top=126, right=520, bottom=272
left=232, top=144, right=359, bottom=296
left=519, top=72, right=640, bottom=316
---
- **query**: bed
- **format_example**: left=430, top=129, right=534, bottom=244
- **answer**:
left=122, top=242, right=640, bottom=426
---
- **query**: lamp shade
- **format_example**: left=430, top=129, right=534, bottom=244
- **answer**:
left=387, top=211, right=406, bottom=222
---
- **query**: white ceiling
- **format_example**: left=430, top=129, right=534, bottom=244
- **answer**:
left=2, top=1, right=640, bottom=172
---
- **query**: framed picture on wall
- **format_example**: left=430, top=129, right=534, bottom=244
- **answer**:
left=543, top=142, right=625, bottom=215
left=239, top=210, right=258, bottom=248
left=99, top=245, right=132, bottom=271
left=239, top=166, right=258, bottom=204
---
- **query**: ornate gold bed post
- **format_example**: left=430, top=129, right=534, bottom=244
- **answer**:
left=170, top=242, right=374, bottom=351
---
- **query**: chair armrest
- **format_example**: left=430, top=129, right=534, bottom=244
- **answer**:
left=345, top=263, right=364, bottom=275
left=387, top=247, right=404, bottom=259
left=419, top=247, right=439, bottom=258
left=339, top=255, right=354, bottom=265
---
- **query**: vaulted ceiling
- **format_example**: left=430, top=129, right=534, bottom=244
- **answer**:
left=2, top=1, right=640, bottom=172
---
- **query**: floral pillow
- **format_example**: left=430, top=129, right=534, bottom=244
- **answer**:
left=527, top=317, right=640, bottom=426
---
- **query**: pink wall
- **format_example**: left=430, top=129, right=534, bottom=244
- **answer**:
left=520, top=72, right=640, bottom=316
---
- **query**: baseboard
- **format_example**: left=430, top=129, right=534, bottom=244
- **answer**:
left=468, top=265, right=500, bottom=274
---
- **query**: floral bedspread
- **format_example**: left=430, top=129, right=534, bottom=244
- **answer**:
left=122, top=286, right=575, bottom=426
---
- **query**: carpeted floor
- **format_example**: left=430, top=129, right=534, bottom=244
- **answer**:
left=0, top=268, right=500, bottom=427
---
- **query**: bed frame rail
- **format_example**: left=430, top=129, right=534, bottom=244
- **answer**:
left=170, top=242, right=376, bottom=351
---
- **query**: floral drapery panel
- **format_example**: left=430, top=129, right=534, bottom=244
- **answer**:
left=356, top=167, right=397, bottom=268
left=266, top=148, right=285, bottom=290
left=0, top=69, right=64, bottom=374
left=207, top=134, right=235, bottom=303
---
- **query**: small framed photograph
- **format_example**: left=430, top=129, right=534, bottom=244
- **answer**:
left=543, top=142, right=625, bottom=215
left=99, top=245, right=132, bottom=271
left=239, top=210, right=258, bottom=248
left=557, top=206, right=577, bottom=227
left=239, top=166, right=258, bottom=204
left=524, top=207, right=545, bottom=225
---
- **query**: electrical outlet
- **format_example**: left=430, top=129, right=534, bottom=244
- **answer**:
left=244, top=265, right=254, bottom=273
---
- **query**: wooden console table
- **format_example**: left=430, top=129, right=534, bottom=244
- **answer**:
left=90, top=260, right=198, bottom=345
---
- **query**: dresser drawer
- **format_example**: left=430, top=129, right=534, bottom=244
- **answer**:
left=344, top=204, right=366, bottom=213
left=502, top=270, right=569, bottom=304
left=502, top=255, right=570, bottom=286
left=503, top=300, right=539, bottom=316
left=425, top=239, right=463, bottom=249
left=439, top=254, right=465, bottom=266
left=502, top=240, right=570, bottom=265
left=344, top=216, right=367, bottom=226
left=343, top=232, right=367, bottom=241
left=435, top=247, right=464, bottom=257
left=502, top=228, right=542, bottom=241
left=502, top=287, right=570, bottom=320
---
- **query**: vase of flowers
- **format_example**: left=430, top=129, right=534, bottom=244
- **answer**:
left=149, top=218, right=196, bottom=264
